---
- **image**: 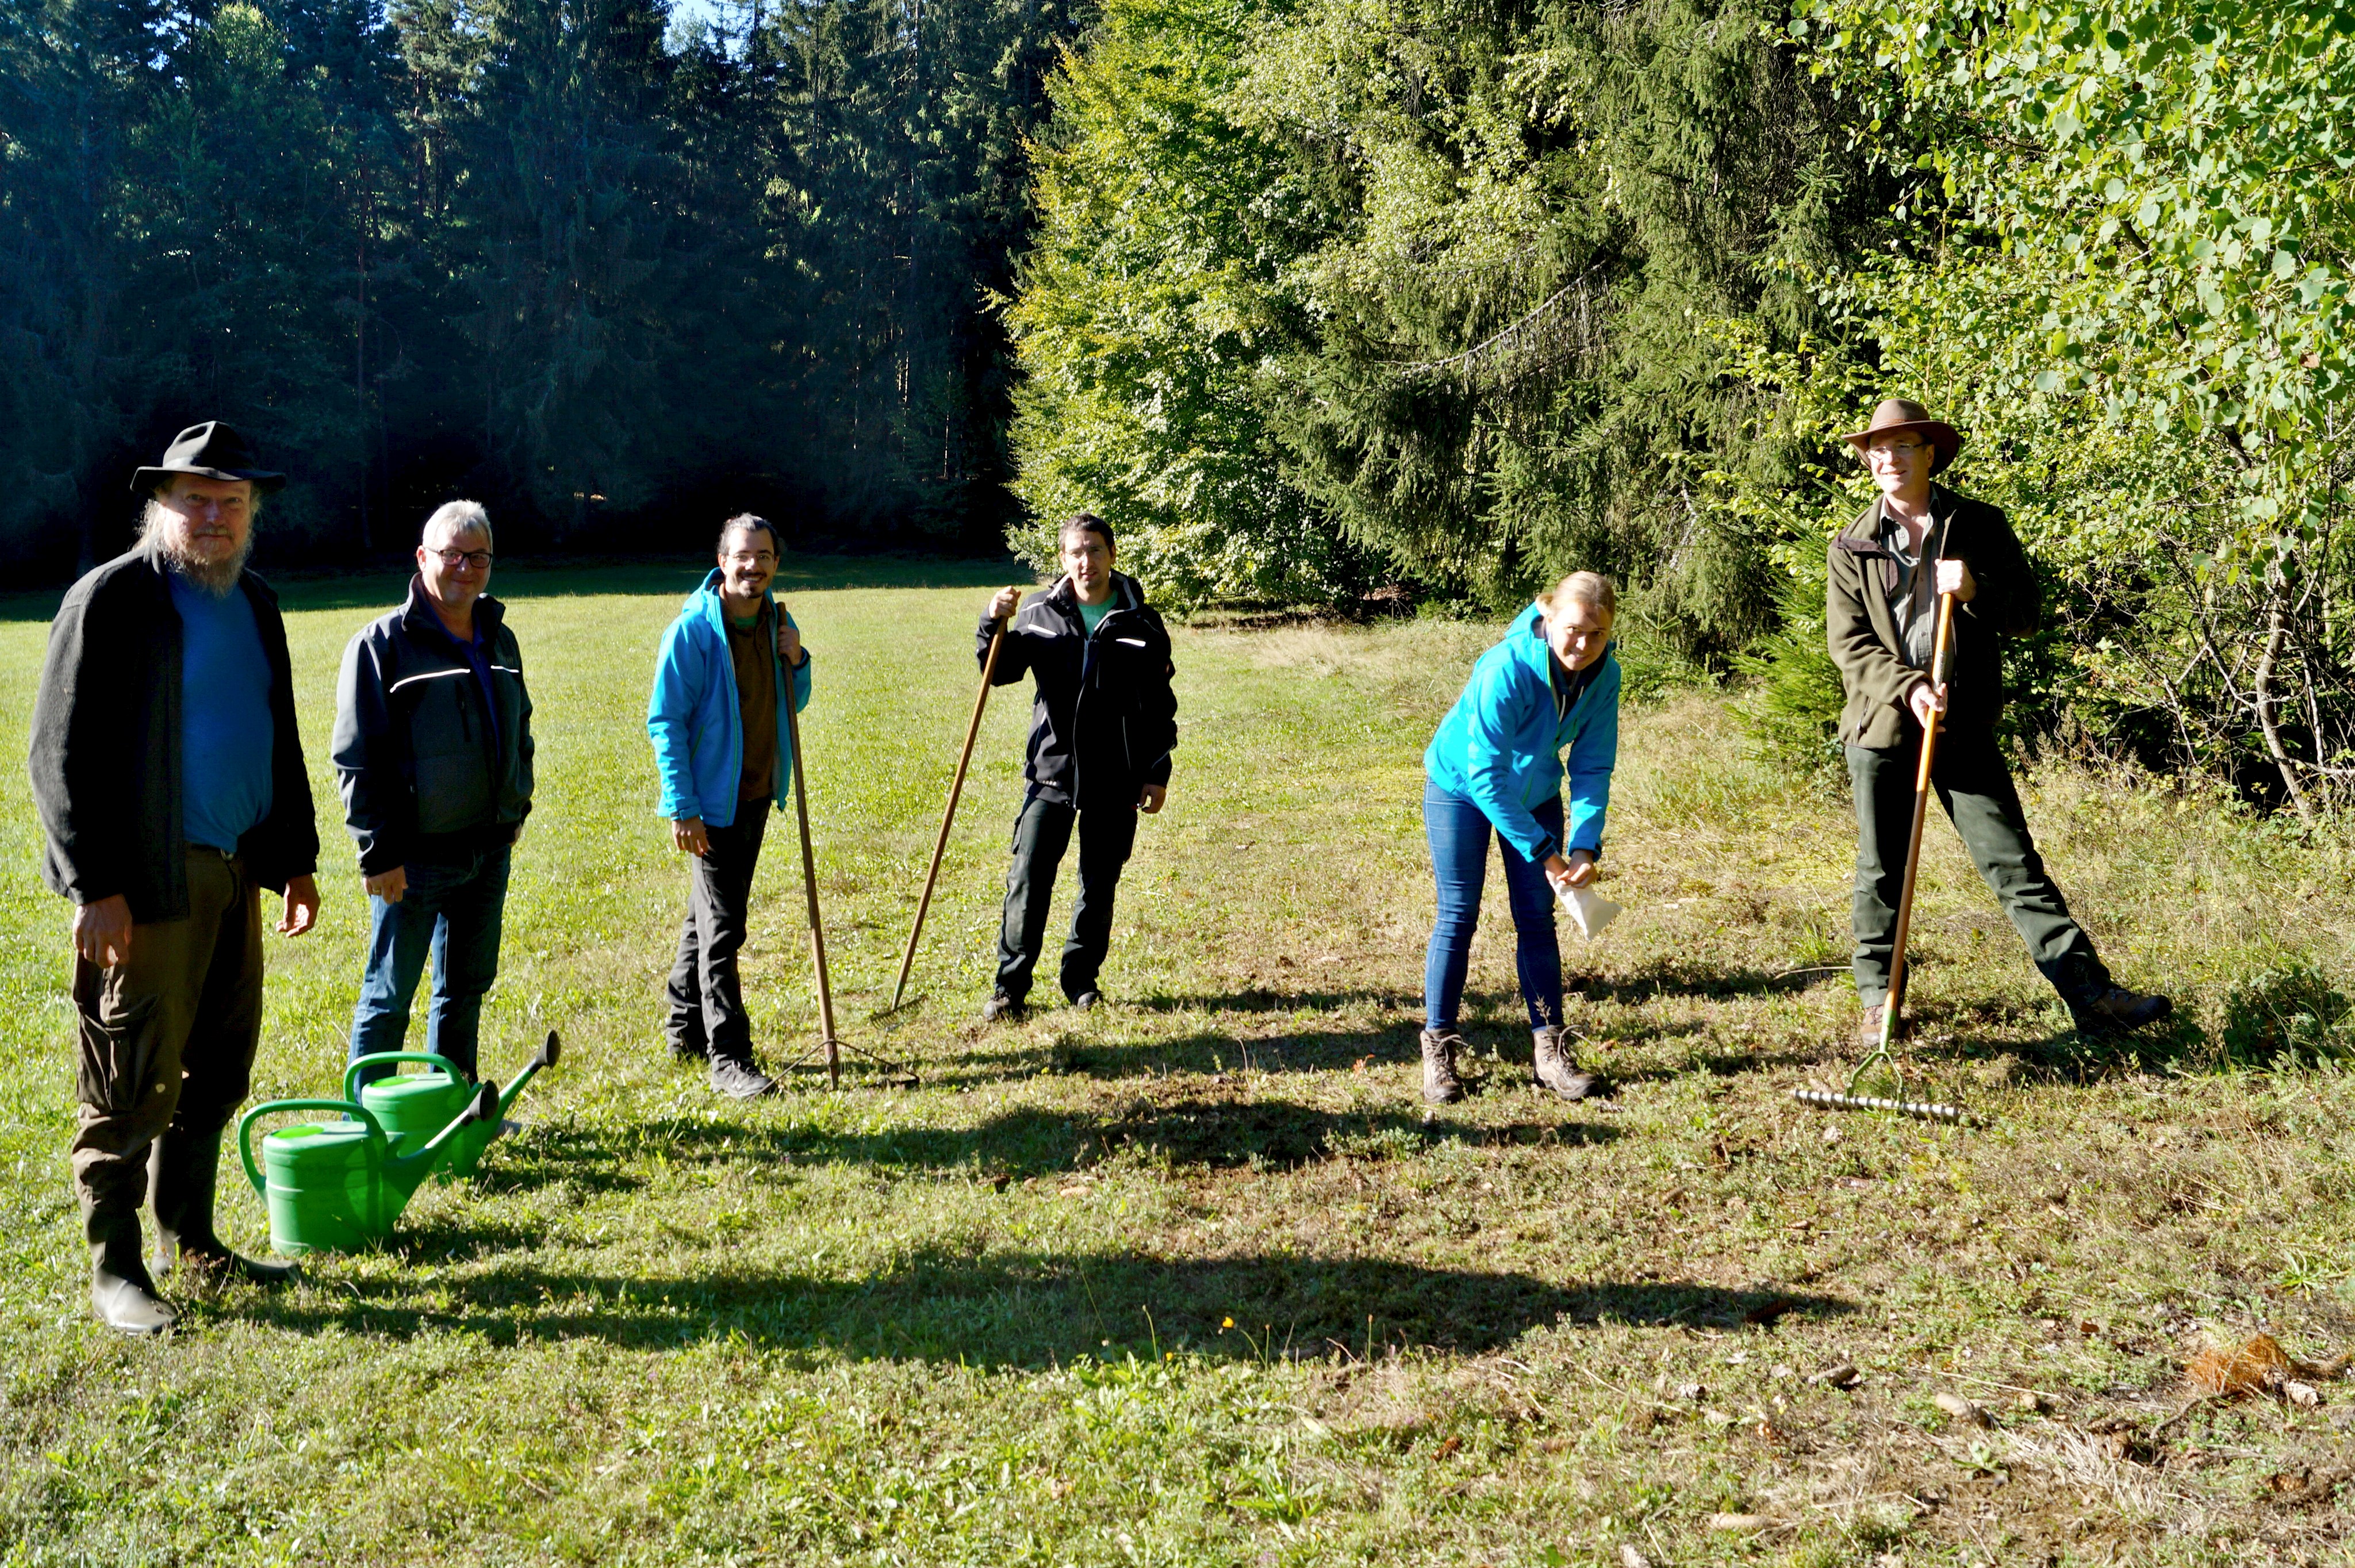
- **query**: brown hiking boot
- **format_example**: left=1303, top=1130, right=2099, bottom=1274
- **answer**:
left=1419, top=1029, right=1465, bottom=1105
left=1532, top=1027, right=1575, bottom=1095
left=2070, top=986, right=2173, bottom=1037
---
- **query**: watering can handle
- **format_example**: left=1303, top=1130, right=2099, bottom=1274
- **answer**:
left=343, top=1051, right=467, bottom=1105
left=237, top=1098, right=386, bottom=1198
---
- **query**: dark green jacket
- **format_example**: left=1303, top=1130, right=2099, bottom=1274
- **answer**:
left=1826, top=485, right=2038, bottom=750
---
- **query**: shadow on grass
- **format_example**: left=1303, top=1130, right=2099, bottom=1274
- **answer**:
left=476, top=1100, right=1620, bottom=1188
left=1574, top=961, right=1848, bottom=1005
left=243, top=1247, right=1854, bottom=1363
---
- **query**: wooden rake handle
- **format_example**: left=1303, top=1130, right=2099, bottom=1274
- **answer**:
left=889, top=616, right=1008, bottom=1011
left=1881, top=588, right=1958, bottom=1047
left=778, top=628, right=838, bottom=1087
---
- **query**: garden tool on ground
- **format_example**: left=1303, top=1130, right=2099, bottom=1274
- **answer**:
left=772, top=597, right=915, bottom=1087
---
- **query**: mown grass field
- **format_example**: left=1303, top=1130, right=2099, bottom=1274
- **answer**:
left=5, top=555, right=2355, bottom=1567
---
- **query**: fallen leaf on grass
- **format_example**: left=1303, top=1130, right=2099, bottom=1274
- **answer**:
left=1434, top=1435, right=1461, bottom=1459
left=1807, top=1359, right=1862, bottom=1388
left=1709, top=1512, right=1774, bottom=1531
left=2287, top=1381, right=2322, bottom=1407
left=2189, top=1335, right=2290, bottom=1397
left=1618, top=1546, right=1652, bottom=1568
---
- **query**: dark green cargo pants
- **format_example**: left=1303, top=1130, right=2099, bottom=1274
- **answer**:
left=1847, top=731, right=2109, bottom=1010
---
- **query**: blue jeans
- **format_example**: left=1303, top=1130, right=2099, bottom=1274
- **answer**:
left=1422, top=781, right=1564, bottom=1033
left=348, top=846, right=512, bottom=1086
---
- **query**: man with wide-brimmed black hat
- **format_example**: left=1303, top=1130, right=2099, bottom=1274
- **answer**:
left=28, top=421, right=321, bottom=1335
left=1827, top=398, right=2169, bottom=1046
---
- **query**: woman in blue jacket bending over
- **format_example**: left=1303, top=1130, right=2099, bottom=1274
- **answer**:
left=1418, top=572, right=1620, bottom=1105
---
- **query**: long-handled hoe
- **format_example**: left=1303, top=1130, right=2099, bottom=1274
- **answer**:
left=774, top=607, right=916, bottom=1088
left=880, top=609, right=1010, bottom=1017
left=1794, top=584, right=1978, bottom=1126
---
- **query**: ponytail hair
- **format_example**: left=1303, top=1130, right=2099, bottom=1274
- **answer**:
left=1540, top=570, right=1616, bottom=619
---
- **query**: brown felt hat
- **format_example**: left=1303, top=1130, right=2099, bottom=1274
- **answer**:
left=1842, top=398, right=1962, bottom=476
left=130, top=421, right=286, bottom=494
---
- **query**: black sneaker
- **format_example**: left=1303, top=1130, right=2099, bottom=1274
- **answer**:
left=2070, top=987, right=2173, bottom=1036
left=1069, top=991, right=1101, bottom=1013
left=981, top=992, right=1027, bottom=1023
left=708, top=1054, right=777, bottom=1099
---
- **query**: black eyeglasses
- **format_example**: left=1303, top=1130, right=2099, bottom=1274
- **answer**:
left=429, top=547, right=492, bottom=570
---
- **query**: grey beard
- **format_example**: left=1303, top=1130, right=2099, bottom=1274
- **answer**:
left=138, top=500, right=251, bottom=596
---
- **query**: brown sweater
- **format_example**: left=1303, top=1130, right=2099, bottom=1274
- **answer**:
left=1825, top=485, right=2039, bottom=750
left=726, top=609, right=777, bottom=802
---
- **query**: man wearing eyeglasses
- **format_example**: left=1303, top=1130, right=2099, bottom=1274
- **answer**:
left=333, top=501, right=535, bottom=1088
left=1829, top=399, right=2169, bottom=1047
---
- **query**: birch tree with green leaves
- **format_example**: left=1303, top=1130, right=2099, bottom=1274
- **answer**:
left=1775, top=0, right=2355, bottom=811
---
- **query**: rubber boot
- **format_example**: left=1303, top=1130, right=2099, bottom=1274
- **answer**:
left=151, top=1121, right=297, bottom=1286
left=89, top=1201, right=174, bottom=1337
left=1418, top=1029, right=1464, bottom=1105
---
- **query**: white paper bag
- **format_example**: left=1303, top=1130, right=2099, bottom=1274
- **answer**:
left=1557, top=881, right=1622, bottom=940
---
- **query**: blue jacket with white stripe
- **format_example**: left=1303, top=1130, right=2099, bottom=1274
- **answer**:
left=333, top=575, right=535, bottom=875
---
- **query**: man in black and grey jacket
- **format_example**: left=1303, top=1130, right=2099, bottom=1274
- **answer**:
left=333, top=501, right=534, bottom=1087
left=30, top=421, right=320, bottom=1335
left=977, top=514, right=1178, bottom=1020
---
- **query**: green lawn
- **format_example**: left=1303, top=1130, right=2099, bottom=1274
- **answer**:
left=3, top=557, right=2354, bottom=1566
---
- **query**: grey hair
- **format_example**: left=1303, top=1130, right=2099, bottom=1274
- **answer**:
left=423, top=500, right=493, bottom=549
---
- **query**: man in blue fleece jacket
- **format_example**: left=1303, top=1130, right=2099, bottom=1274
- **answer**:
left=646, top=516, right=812, bottom=1098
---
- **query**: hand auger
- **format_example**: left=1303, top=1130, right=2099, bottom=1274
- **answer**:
left=884, top=612, right=1008, bottom=1015
left=1797, top=577, right=1982, bottom=1127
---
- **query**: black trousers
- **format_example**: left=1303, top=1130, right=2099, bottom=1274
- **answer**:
left=995, top=792, right=1138, bottom=1003
left=666, top=810, right=768, bottom=1060
left=1847, top=733, right=2108, bottom=1010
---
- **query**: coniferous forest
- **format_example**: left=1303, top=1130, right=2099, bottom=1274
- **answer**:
left=4, top=0, right=2350, bottom=803
left=1, top=0, right=1086, bottom=572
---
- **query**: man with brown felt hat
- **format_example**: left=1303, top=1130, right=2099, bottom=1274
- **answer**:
left=28, top=421, right=320, bottom=1336
left=1826, top=398, right=2169, bottom=1046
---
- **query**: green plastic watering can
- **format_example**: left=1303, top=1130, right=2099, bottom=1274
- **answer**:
left=238, top=1083, right=497, bottom=1255
left=344, top=1029, right=563, bottom=1180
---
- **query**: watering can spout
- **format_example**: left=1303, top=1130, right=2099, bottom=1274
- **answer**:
left=496, top=1029, right=561, bottom=1122
left=388, top=1083, right=500, bottom=1184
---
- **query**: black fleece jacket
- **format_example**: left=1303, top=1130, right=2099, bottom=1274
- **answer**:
left=332, top=576, right=535, bottom=875
left=28, top=550, right=319, bottom=921
left=978, top=573, right=1178, bottom=810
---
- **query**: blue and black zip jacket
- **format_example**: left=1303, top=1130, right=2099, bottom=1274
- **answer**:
left=333, top=576, right=534, bottom=875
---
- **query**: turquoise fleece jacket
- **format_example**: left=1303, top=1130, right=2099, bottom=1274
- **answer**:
left=1423, top=603, right=1620, bottom=863
left=646, top=570, right=814, bottom=829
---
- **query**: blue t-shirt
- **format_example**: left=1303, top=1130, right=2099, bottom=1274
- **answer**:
left=168, top=574, right=275, bottom=854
